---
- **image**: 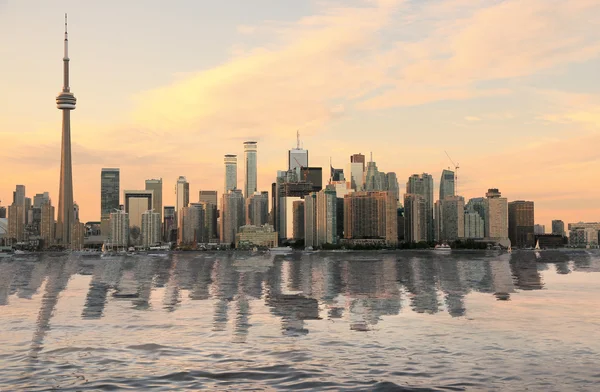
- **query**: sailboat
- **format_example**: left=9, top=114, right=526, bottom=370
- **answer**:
left=535, top=240, right=540, bottom=250
left=534, top=239, right=541, bottom=259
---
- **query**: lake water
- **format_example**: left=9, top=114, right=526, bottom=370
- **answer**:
left=1, top=250, right=599, bottom=391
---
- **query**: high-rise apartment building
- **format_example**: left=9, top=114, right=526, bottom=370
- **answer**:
left=145, top=179, right=163, bottom=221
left=244, top=141, right=258, bottom=198
left=508, top=201, right=534, bottom=248
left=13, top=185, right=26, bottom=206
left=141, top=210, right=161, bottom=247
left=221, top=189, right=245, bottom=246
left=33, top=192, right=50, bottom=208
left=386, top=172, right=399, bottom=204
left=109, top=209, right=129, bottom=248
left=180, top=203, right=206, bottom=245
left=438, top=196, right=465, bottom=242
left=197, top=201, right=218, bottom=242
left=344, top=191, right=397, bottom=246
left=486, top=189, right=508, bottom=240
left=552, top=220, right=565, bottom=236
left=464, top=211, right=485, bottom=239
left=101, top=168, right=120, bottom=236
left=406, top=173, right=434, bottom=242
left=224, top=155, right=238, bottom=193
left=439, top=169, right=455, bottom=200
left=534, top=224, right=545, bottom=235
left=246, top=191, right=269, bottom=226
left=7, top=205, right=25, bottom=242
left=350, top=153, right=366, bottom=172
left=124, top=190, right=153, bottom=246
left=404, top=194, right=427, bottom=243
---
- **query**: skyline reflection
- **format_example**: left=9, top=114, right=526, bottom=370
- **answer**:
left=0, top=250, right=599, bottom=352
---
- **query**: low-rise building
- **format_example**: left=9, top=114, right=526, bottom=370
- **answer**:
left=235, top=224, right=278, bottom=248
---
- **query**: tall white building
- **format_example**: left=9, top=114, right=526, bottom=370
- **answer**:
left=141, top=210, right=161, bottom=247
left=243, top=142, right=257, bottom=199
left=346, top=162, right=365, bottom=191
left=145, top=179, right=163, bottom=222
left=288, top=132, right=308, bottom=179
left=224, top=154, right=238, bottom=192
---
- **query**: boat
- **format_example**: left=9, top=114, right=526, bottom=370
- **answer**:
left=434, top=244, right=452, bottom=251
left=535, top=240, right=541, bottom=251
left=507, top=245, right=512, bottom=254
left=268, top=246, right=293, bottom=255
left=303, top=246, right=318, bottom=254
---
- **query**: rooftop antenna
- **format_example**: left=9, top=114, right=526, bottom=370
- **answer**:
left=296, top=130, right=300, bottom=149
left=370, top=152, right=373, bottom=162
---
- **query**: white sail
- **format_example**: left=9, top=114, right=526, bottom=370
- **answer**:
left=535, top=240, right=540, bottom=250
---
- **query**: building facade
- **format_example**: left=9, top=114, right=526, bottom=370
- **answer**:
left=305, top=189, right=338, bottom=248
left=221, top=189, right=245, bottom=246
left=344, top=191, right=397, bottom=246
left=246, top=191, right=269, bottom=227
left=439, top=169, right=455, bottom=200
left=109, top=210, right=129, bottom=248
left=244, top=141, right=258, bottom=198
left=438, top=196, right=465, bottom=242
left=100, top=168, right=120, bottom=236
left=404, top=194, right=427, bottom=243
left=145, top=179, right=163, bottom=222
left=163, top=206, right=176, bottom=243
left=235, top=225, right=278, bottom=248
left=485, top=189, right=508, bottom=241
left=552, top=220, right=565, bottom=236
left=224, top=154, right=238, bottom=193
left=508, top=200, right=534, bottom=248
left=293, top=200, right=305, bottom=240
left=124, top=190, right=153, bottom=246
left=141, top=210, right=161, bottom=247
left=406, top=173, right=434, bottom=242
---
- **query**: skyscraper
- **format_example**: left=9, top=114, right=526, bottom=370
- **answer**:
left=13, top=185, right=26, bottom=206
left=40, top=201, right=55, bottom=247
left=244, top=141, right=258, bottom=198
left=438, top=196, right=465, bottom=242
left=350, top=153, right=366, bottom=172
left=485, top=189, right=508, bottom=240
left=406, top=174, right=434, bottom=242
left=224, top=155, right=238, bottom=192
left=289, top=132, right=308, bottom=178
left=141, top=210, right=161, bottom=247
left=176, top=176, right=189, bottom=225
left=508, top=200, right=534, bottom=248
left=56, top=15, right=77, bottom=248
left=439, top=169, right=455, bottom=200
left=101, top=168, right=120, bottom=236
left=145, top=179, right=163, bottom=222
left=221, top=189, right=245, bottom=246
left=404, top=194, right=427, bottom=243
left=163, top=206, right=176, bottom=243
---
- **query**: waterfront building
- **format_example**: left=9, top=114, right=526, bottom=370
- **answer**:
left=344, top=191, right=397, bottom=246
left=552, top=220, right=565, bottom=236
left=534, top=234, right=565, bottom=248
left=100, top=168, right=120, bottom=236
left=274, top=181, right=313, bottom=240
left=221, top=189, right=245, bottom=246
left=141, top=210, right=161, bottom=247
left=7, top=205, right=25, bottom=242
left=305, top=188, right=338, bottom=248
left=534, top=224, right=545, bottom=235
left=404, top=194, right=427, bottom=243
left=246, top=191, right=269, bottom=226
left=163, top=206, right=176, bottom=243
left=180, top=203, right=206, bottom=245
left=56, top=16, right=77, bottom=248
left=568, top=222, right=600, bottom=247
left=464, top=211, right=485, bottom=239
left=293, top=200, right=305, bottom=240
left=235, top=225, right=278, bottom=248
left=466, top=197, right=487, bottom=225
left=109, top=209, right=129, bottom=248
left=124, top=190, right=153, bottom=246
left=244, top=141, right=258, bottom=198
left=508, top=200, right=534, bottom=248
left=439, top=170, right=455, bottom=200
left=145, top=179, right=163, bottom=223
left=485, top=189, right=508, bottom=241
left=438, top=196, right=465, bottom=242
left=406, top=173, right=434, bottom=242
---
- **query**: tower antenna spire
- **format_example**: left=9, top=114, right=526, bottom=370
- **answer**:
left=296, top=130, right=300, bottom=149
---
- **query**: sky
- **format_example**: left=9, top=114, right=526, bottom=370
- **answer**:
left=1, top=0, right=600, bottom=226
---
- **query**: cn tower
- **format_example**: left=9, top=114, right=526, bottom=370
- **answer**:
left=56, top=14, right=76, bottom=247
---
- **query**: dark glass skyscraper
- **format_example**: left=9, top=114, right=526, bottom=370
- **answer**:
left=101, top=168, right=120, bottom=235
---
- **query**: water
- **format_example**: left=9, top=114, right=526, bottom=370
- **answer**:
left=1, top=250, right=600, bottom=391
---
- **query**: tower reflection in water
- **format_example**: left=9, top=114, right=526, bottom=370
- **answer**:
left=0, top=250, right=598, bottom=351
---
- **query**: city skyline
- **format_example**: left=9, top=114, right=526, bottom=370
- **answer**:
left=1, top=1, right=600, bottom=227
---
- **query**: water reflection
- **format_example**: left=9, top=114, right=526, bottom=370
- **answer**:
left=0, top=250, right=598, bottom=351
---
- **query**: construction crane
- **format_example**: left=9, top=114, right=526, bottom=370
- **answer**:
left=444, top=151, right=460, bottom=195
